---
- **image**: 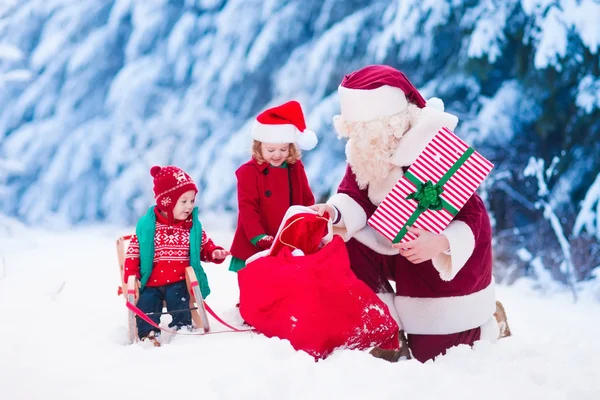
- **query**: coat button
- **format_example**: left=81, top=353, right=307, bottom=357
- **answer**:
left=265, top=190, right=271, bottom=197
left=263, top=168, right=269, bottom=175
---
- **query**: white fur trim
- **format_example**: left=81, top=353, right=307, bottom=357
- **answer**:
left=245, top=205, right=331, bottom=264
left=327, top=194, right=399, bottom=255
left=431, top=220, right=476, bottom=281
left=296, top=129, right=318, bottom=150
left=338, top=84, right=408, bottom=122
left=391, top=106, right=459, bottom=167
left=394, top=280, right=496, bottom=335
left=353, top=226, right=400, bottom=255
left=377, top=292, right=402, bottom=329
left=251, top=121, right=297, bottom=144
left=246, top=249, right=270, bottom=265
left=326, top=193, right=367, bottom=238
left=366, top=166, right=405, bottom=206
left=478, top=316, right=500, bottom=342
left=426, top=97, right=444, bottom=112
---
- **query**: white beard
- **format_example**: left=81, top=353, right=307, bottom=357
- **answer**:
left=334, top=104, right=421, bottom=189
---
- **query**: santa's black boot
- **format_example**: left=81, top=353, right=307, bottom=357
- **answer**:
left=494, top=300, right=512, bottom=338
left=398, top=330, right=412, bottom=359
left=369, top=330, right=411, bottom=362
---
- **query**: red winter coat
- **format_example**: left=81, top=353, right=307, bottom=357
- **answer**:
left=230, top=159, right=315, bottom=261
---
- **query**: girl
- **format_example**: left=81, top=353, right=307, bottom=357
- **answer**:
left=229, top=100, right=318, bottom=273
left=124, top=165, right=230, bottom=346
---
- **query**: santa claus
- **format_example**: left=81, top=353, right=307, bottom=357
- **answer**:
left=311, top=65, right=511, bottom=363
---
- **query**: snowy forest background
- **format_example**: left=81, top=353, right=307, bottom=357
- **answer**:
left=0, top=0, right=599, bottom=293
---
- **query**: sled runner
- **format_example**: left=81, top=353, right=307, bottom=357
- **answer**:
left=116, top=235, right=210, bottom=344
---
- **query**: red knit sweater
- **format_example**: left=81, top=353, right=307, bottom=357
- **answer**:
left=124, top=209, right=224, bottom=287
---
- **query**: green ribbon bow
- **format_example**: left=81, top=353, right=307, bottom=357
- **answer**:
left=406, top=180, right=444, bottom=211
left=392, top=147, right=475, bottom=243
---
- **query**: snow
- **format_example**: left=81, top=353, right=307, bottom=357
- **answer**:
left=1, top=224, right=600, bottom=400
left=460, top=80, right=537, bottom=146
left=531, top=5, right=569, bottom=71
left=522, top=0, right=600, bottom=69
left=576, top=75, right=600, bottom=114
left=0, top=68, right=32, bottom=83
left=574, top=172, right=600, bottom=239
left=0, top=42, right=23, bottom=61
left=465, top=0, right=510, bottom=63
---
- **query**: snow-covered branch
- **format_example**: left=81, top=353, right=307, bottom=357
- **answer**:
left=574, top=172, right=600, bottom=240
left=524, top=156, right=578, bottom=302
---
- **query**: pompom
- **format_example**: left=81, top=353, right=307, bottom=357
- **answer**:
left=426, top=97, right=444, bottom=112
left=297, top=129, right=318, bottom=150
left=150, top=166, right=162, bottom=177
left=291, top=249, right=305, bottom=257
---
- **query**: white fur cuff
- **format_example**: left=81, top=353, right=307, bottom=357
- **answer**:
left=431, top=220, right=475, bottom=281
left=326, top=193, right=367, bottom=237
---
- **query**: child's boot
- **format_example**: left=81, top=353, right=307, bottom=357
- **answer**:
left=141, top=331, right=161, bottom=347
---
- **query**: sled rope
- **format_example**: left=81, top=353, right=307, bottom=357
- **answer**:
left=126, top=301, right=254, bottom=336
left=203, top=303, right=247, bottom=332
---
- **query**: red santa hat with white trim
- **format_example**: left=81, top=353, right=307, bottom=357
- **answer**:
left=338, top=64, right=444, bottom=122
left=251, top=100, right=318, bottom=151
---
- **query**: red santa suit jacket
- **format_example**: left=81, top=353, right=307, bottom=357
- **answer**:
left=230, top=159, right=315, bottom=261
left=328, top=165, right=495, bottom=336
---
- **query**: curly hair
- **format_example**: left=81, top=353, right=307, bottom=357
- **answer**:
left=251, top=140, right=302, bottom=165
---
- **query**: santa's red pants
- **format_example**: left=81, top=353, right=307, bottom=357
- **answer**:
left=345, top=238, right=396, bottom=293
left=345, top=238, right=482, bottom=362
left=408, top=328, right=481, bottom=362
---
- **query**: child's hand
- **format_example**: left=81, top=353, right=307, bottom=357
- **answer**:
left=392, top=226, right=449, bottom=264
left=212, top=249, right=230, bottom=260
left=256, top=235, right=274, bottom=249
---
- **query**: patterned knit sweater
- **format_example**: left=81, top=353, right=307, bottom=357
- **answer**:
left=124, top=208, right=224, bottom=287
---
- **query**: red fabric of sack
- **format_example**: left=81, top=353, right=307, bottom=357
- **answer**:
left=238, top=235, right=399, bottom=359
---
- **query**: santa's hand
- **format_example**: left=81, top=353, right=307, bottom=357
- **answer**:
left=212, top=249, right=230, bottom=260
left=392, top=226, right=449, bottom=264
left=256, top=235, right=274, bottom=249
left=309, top=203, right=335, bottom=218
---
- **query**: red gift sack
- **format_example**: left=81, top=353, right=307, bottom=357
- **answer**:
left=238, top=207, right=399, bottom=359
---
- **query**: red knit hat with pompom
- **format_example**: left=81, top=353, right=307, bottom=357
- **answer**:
left=150, top=166, right=197, bottom=218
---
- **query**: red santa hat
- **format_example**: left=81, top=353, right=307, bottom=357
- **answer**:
left=150, top=165, right=197, bottom=218
left=338, top=65, right=428, bottom=122
left=251, top=100, right=318, bottom=150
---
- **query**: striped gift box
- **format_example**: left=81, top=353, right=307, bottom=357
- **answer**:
left=368, top=127, right=494, bottom=244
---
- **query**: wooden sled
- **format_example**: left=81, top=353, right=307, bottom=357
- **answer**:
left=116, top=235, right=211, bottom=344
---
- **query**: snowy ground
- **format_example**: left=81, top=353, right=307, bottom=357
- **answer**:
left=1, top=221, right=600, bottom=400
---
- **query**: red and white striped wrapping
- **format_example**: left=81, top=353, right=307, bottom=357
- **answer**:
left=368, top=127, right=494, bottom=244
